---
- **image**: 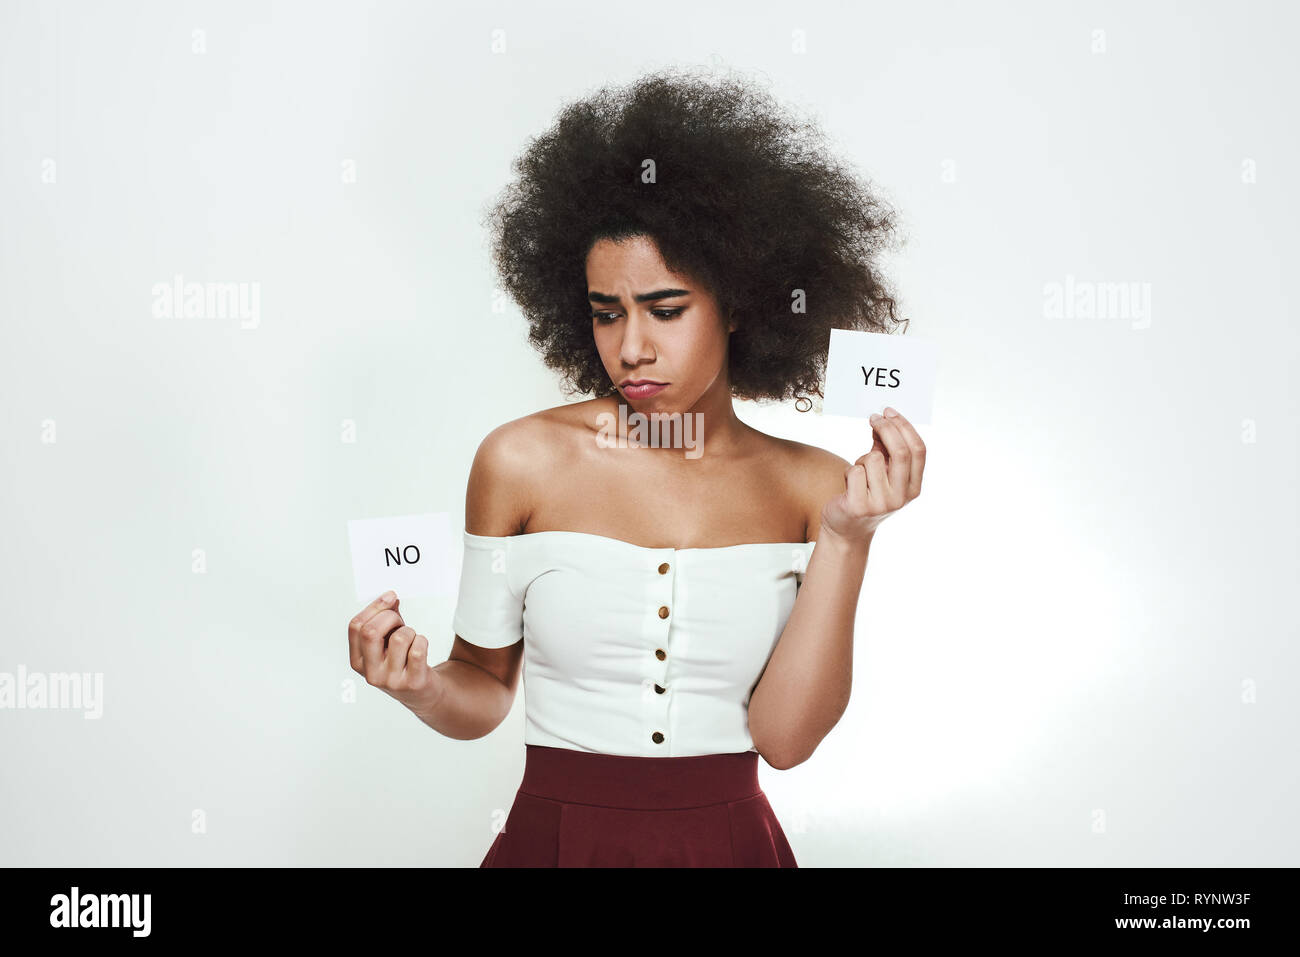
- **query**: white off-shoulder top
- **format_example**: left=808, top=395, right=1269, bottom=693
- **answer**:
left=452, top=529, right=817, bottom=757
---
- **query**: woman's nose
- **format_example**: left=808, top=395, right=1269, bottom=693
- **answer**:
left=619, top=312, right=655, bottom=364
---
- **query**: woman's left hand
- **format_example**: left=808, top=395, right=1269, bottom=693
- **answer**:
left=820, top=406, right=926, bottom=544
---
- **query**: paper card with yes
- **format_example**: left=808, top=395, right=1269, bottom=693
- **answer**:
left=823, top=328, right=937, bottom=425
left=347, top=512, right=458, bottom=603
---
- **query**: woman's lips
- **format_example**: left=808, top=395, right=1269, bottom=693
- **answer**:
left=622, top=381, right=668, bottom=399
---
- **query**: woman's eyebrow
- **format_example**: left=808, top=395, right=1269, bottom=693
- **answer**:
left=588, top=288, right=692, bottom=304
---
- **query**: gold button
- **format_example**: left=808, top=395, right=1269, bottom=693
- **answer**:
left=658, top=605, right=669, bottom=619
left=655, top=648, right=666, bottom=661
left=651, top=731, right=664, bottom=744
left=658, top=562, right=669, bottom=574
left=654, top=683, right=666, bottom=694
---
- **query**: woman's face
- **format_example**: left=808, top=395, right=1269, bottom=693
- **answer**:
left=586, top=234, right=735, bottom=411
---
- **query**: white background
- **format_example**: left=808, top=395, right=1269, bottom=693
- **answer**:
left=1, top=0, right=1295, bottom=866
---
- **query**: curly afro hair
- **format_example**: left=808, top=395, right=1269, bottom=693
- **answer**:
left=481, top=66, right=906, bottom=410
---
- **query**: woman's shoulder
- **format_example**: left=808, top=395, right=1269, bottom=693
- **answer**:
left=476, top=399, right=606, bottom=458
left=747, top=432, right=852, bottom=541
left=466, top=401, right=603, bottom=536
left=465, top=412, right=558, bottom=537
left=745, top=428, right=851, bottom=480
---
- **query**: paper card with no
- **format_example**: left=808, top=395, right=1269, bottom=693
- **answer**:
left=347, top=512, right=457, bottom=603
left=823, top=328, right=937, bottom=424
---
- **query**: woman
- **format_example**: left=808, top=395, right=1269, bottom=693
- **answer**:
left=346, top=67, right=926, bottom=866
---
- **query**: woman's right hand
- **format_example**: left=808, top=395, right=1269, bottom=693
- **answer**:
left=348, top=591, right=444, bottom=718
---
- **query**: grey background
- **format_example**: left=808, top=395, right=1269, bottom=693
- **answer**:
left=1, top=0, right=1295, bottom=866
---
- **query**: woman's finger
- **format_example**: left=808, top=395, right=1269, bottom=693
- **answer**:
left=883, top=408, right=926, bottom=499
left=357, top=608, right=403, bottom=681
left=854, top=427, right=885, bottom=466
left=386, top=625, right=416, bottom=675
left=406, top=634, right=430, bottom=679
left=843, top=462, right=871, bottom=515
left=863, top=448, right=889, bottom=514
left=870, top=413, right=911, bottom=505
left=349, top=592, right=396, bottom=673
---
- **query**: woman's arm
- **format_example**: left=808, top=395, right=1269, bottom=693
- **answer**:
left=748, top=408, right=926, bottom=769
left=413, top=654, right=519, bottom=739
left=412, top=420, right=538, bottom=739
left=747, top=518, right=870, bottom=770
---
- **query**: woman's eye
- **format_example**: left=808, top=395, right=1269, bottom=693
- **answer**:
left=590, top=308, right=683, bottom=323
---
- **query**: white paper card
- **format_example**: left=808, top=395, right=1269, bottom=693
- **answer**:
left=347, top=512, right=457, bottom=603
left=823, top=328, right=937, bottom=424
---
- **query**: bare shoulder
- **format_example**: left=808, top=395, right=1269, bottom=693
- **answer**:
left=465, top=400, right=605, bottom=535
left=754, top=433, right=851, bottom=542
left=464, top=409, right=566, bottom=536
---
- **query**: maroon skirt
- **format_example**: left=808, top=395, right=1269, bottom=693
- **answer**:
left=479, top=744, right=797, bottom=867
